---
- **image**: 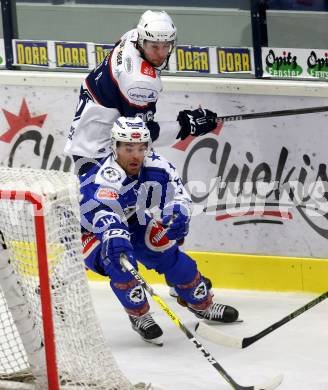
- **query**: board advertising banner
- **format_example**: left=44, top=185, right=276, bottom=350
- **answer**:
left=217, top=48, right=252, bottom=73
left=175, top=46, right=211, bottom=73
left=13, top=40, right=49, bottom=67
left=94, top=44, right=115, bottom=66
left=10, top=39, right=253, bottom=74
left=262, top=47, right=328, bottom=80
left=0, top=85, right=327, bottom=258
left=54, top=41, right=89, bottom=69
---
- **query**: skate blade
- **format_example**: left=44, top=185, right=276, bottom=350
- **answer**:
left=202, top=318, right=244, bottom=326
left=170, top=289, right=214, bottom=299
left=142, top=336, right=163, bottom=347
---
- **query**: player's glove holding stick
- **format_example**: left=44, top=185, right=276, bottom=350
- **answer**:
left=101, top=228, right=137, bottom=274
left=162, top=203, right=191, bottom=245
left=176, top=107, right=217, bottom=140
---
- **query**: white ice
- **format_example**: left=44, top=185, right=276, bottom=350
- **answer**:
left=90, top=283, right=328, bottom=390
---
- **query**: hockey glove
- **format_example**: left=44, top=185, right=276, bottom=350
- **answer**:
left=146, top=120, right=160, bottom=142
left=176, top=108, right=217, bottom=140
left=162, top=203, right=191, bottom=241
left=100, top=228, right=136, bottom=274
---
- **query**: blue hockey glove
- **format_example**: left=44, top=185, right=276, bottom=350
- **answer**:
left=100, top=228, right=136, bottom=274
left=176, top=107, right=217, bottom=140
left=162, top=203, right=191, bottom=241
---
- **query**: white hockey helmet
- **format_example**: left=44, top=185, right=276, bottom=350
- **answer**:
left=111, top=117, right=151, bottom=158
left=137, top=10, right=177, bottom=50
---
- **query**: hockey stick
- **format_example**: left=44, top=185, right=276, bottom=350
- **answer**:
left=120, top=255, right=283, bottom=390
left=195, top=290, right=328, bottom=349
left=214, top=105, right=328, bottom=123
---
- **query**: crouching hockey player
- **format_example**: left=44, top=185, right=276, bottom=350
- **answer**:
left=80, top=117, right=239, bottom=345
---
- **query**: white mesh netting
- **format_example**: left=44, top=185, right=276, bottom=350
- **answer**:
left=0, top=167, right=142, bottom=390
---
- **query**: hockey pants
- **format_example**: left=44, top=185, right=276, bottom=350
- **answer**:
left=82, top=214, right=210, bottom=315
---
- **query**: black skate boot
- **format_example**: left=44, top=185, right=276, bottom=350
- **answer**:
left=129, top=313, right=163, bottom=346
left=188, top=302, right=239, bottom=323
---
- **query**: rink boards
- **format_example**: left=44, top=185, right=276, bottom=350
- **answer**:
left=0, top=71, right=327, bottom=294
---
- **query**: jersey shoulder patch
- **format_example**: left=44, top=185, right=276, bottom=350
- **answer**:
left=95, top=157, right=127, bottom=190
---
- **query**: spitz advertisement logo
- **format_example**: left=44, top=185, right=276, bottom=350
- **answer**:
left=307, top=51, right=328, bottom=80
left=0, top=99, right=72, bottom=171
left=265, top=49, right=303, bottom=77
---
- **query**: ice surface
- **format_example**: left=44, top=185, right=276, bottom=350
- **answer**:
left=90, top=283, right=328, bottom=390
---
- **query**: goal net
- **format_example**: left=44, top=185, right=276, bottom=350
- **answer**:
left=0, top=167, right=148, bottom=390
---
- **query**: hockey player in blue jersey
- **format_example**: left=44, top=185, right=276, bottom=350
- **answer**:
left=65, top=10, right=218, bottom=175
left=80, top=117, right=239, bottom=345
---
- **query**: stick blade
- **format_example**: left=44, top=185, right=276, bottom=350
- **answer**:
left=254, top=374, right=283, bottom=390
left=195, top=322, right=243, bottom=348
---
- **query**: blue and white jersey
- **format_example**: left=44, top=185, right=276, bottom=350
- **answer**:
left=65, top=29, right=180, bottom=159
left=79, top=150, right=191, bottom=237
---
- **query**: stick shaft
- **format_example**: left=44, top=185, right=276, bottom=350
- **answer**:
left=242, top=291, right=328, bottom=348
left=216, top=105, right=328, bottom=123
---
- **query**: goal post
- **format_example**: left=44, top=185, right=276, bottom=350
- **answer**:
left=0, top=189, right=59, bottom=389
left=0, top=167, right=153, bottom=390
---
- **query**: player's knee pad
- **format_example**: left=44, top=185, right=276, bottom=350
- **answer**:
left=174, top=272, right=212, bottom=307
left=110, top=278, right=149, bottom=316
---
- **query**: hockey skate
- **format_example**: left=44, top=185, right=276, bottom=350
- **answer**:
left=188, top=302, right=239, bottom=323
left=129, top=313, right=163, bottom=346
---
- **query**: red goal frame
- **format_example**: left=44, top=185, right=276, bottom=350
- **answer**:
left=0, top=189, right=60, bottom=390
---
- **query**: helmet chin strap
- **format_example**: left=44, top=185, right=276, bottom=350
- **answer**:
left=155, top=55, right=171, bottom=71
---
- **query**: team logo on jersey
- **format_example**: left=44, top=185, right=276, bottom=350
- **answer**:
left=100, top=167, right=122, bottom=183
left=127, top=88, right=158, bottom=102
left=145, top=219, right=175, bottom=252
left=96, top=187, right=119, bottom=200
left=141, top=61, right=156, bottom=78
left=124, top=56, right=133, bottom=74
left=127, top=285, right=145, bottom=304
